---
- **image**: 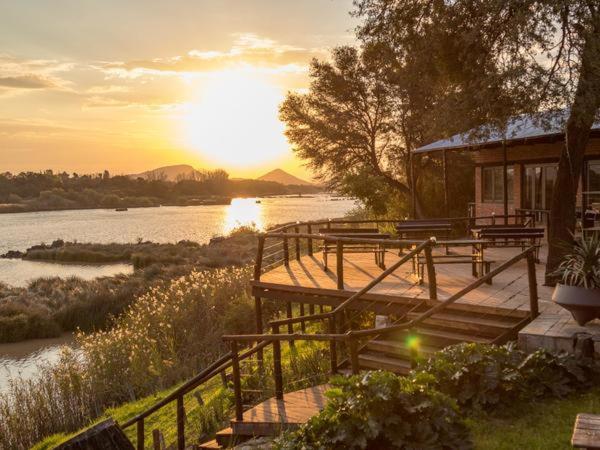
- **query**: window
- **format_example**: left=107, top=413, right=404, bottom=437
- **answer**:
left=524, top=164, right=557, bottom=210
left=482, top=166, right=513, bottom=203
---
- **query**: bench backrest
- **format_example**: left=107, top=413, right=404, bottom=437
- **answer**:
left=318, top=227, right=380, bottom=234
left=396, top=220, right=452, bottom=230
left=479, top=227, right=544, bottom=238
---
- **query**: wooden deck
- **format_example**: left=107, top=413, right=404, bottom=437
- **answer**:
left=230, top=385, right=329, bottom=436
left=256, top=244, right=600, bottom=353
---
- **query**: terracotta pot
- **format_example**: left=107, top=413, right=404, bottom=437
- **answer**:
left=552, top=284, right=600, bottom=326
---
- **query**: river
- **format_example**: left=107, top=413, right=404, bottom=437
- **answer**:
left=0, top=195, right=357, bottom=393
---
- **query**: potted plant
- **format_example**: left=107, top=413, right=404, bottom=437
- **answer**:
left=552, top=235, right=600, bottom=326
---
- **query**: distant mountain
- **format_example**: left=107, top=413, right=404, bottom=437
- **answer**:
left=130, top=165, right=199, bottom=182
left=257, top=169, right=313, bottom=186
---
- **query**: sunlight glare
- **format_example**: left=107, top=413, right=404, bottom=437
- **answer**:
left=224, top=198, right=264, bottom=233
left=183, top=71, right=288, bottom=168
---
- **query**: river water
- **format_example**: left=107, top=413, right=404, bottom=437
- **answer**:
left=0, top=195, right=357, bottom=393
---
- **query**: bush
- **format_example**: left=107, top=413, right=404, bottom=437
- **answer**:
left=276, top=371, right=471, bottom=450
left=414, top=343, right=600, bottom=410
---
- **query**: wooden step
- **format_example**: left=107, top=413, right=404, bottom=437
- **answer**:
left=198, top=438, right=221, bottom=449
left=412, top=328, right=491, bottom=347
left=357, top=353, right=412, bottom=374
left=365, top=339, right=438, bottom=359
left=406, top=311, right=518, bottom=336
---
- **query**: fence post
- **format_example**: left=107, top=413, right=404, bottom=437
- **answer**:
left=307, top=223, right=313, bottom=256
left=152, top=429, right=162, bottom=450
left=230, top=341, right=243, bottom=422
left=283, top=230, right=289, bottom=266
left=255, top=296, right=264, bottom=372
left=136, top=420, right=144, bottom=450
left=526, top=250, right=539, bottom=319
left=336, top=241, right=344, bottom=290
left=299, top=303, right=306, bottom=333
left=295, top=225, right=301, bottom=260
left=176, top=395, right=185, bottom=450
left=286, top=301, right=295, bottom=346
left=348, top=337, right=359, bottom=375
left=272, top=325, right=284, bottom=400
left=254, top=234, right=265, bottom=281
left=329, top=315, right=338, bottom=374
left=423, top=240, right=437, bottom=301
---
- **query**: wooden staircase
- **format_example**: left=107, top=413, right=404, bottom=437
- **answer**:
left=351, top=303, right=529, bottom=375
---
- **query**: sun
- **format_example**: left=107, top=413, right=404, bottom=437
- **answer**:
left=182, top=71, right=289, bottom=169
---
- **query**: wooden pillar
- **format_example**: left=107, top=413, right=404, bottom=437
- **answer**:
left=137, top=420, right=144, bottom=450
left=307, top=223, right=313, bottom=256
left=443, top=149, right=449, bottom=217
left=230, top=341, right=243, bottom=422
left=272, top=325, right=284, bottom=400
left=336, top=241, right=344, bottom=290
left=176, top=396, right=185, bottom=450
left=410, top=151, right=417, bottom=218
left=502, top=140, right=509, bottom=222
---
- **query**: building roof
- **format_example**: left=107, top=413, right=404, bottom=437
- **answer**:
left=414, top=112, right=600, bottom=153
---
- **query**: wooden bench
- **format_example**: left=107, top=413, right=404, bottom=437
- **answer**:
left=414, top=253, right=494, bottom=284
left=572, top=413, right=600, bottom=449
left=319, top=228, right=390, bottom=271
left=472, top=226, right=544, bottom=262
left=396, top=220, right=453, bottom=254
left=395, top=220, right=453, bottom=240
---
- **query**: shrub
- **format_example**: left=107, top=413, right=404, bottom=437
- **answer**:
left=552, top=234, right=600, bottom=288
left=414, top=343, right=600, bottom=411
left=276, top=371, right=471, bottom=450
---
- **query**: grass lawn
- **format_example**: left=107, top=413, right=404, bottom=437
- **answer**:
left=470, top=389, right=600, bottom=449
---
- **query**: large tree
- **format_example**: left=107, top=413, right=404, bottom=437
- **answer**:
left=356, top=0, right=600, bottom=281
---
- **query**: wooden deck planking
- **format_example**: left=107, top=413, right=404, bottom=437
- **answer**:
left=231, top=385, right=329, bottom=435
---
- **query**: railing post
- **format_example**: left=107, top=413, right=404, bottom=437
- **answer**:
left=336, top=241, right=344, bottom=290
left=299, top=303, right=306, bottom=333
left=526, top=250, right=539, bottom=319
left=254, top=234, right=265, bottom=281
left=272, top=325, right=284, bottom=400
left=307, top=223, right=313, bottom=256
left=286, top=301, right=295, bottom=346
left=283, top=230, right=289, bottom=266
left=348, top=337, right=359, bottom=375
left=329, top=315, right=338, bottom=374
left=176, top=395, right=185, bottom=450
left=295, top=225, right=301, bottom=260
left=255, top=296, right=264, bottom=372
left=230, top=340, right=243, bottom=422
left=423, top=240, right=437, bottom=301
left=152, top=429, right=162, bottom=450
left=136, top=419, right=144, bottom=450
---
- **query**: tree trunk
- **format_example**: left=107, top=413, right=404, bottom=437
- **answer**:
left=546, top=25, right=600, bottom=284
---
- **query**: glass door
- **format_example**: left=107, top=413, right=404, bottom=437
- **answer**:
left=524, top=164, right=557, bottom=210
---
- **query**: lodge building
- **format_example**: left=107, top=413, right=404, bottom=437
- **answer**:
left=414, top=115, right=600, bottom=222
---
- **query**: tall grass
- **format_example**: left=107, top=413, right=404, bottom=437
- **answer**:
left=0, top=266, right=257, bottom=450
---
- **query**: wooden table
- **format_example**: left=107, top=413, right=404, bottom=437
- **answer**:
left=572, top=413, right=600, bottom=449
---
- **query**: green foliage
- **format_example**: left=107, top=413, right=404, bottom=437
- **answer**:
left=553, top=235, right=600, bottom=288
left=276, top=371, right=471, bottom=450
left=415, top=343, right=600, bottom=411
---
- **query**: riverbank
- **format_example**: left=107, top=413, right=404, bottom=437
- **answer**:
left=0, top=230, right=258, bottom=343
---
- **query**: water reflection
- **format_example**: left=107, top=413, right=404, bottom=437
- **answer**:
left=0, top=333, right=74, bottom=394
left=224, top=198, right=264, bottom=233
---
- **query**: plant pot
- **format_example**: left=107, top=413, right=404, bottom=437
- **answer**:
left=552, top=284, right=600, bottom=326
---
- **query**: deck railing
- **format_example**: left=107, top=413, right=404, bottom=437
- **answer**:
left=225, top=243, right=539, bottom=423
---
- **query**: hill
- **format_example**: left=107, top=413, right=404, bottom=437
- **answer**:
left=130, top=165, right=199, bottom=181
left=257, top=169, right=313, bottom=186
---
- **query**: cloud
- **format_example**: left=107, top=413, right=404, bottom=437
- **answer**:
left=0, top=74, right=55, bottom=89
left=104, top=33, right=324, bottom=76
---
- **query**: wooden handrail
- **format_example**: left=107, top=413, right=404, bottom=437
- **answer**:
left=122, top=340, right=270, bottom=429
left=348, top=246, right=538, bottom=339
left=265, top=239, right=433, bottom=329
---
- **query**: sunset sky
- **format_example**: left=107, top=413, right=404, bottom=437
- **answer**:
left=0, top=0, right=357, bottom=179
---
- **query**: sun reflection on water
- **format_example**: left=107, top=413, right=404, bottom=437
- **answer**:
left=224, top=198, right=264, bottom=233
